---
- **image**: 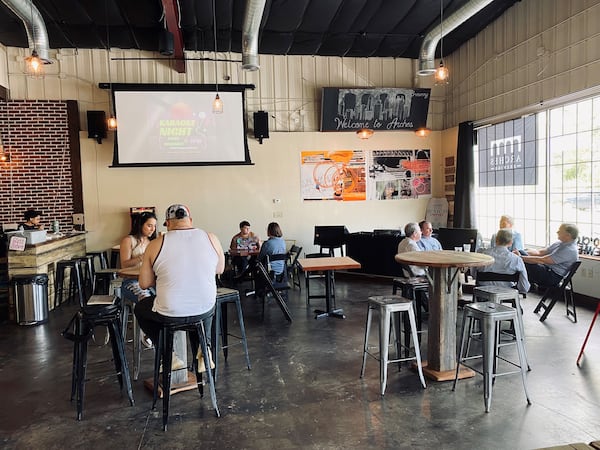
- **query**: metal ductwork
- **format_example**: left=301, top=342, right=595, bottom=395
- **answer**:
left=1, top=0, right=51, bottom=63
left=418, top=0, right=493, bottom=75
left=241, top=0, right=267, bottom=71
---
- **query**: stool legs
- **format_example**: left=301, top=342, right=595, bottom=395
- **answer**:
left=214, top=295, right=251, bottom=382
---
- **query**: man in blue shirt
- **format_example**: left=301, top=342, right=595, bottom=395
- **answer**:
left=520, top=223, right=579, bottom=287
left=472, top=228, right=530, bottom=293
left=417, top=220, right=442, bottom=251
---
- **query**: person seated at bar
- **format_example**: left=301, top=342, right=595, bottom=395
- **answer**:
left=135, top=204, right=225, bottom=353
left=518, top=223, right=579, bottom=288
left=491, top=214, right=524, bottom=252
left=417, top=220, right=442, bottom=251
left=19, top=209, right=44, bottom=230
left=229, top=220, right=260, bottom=275
left=395, top=222, right=425, bottom=276
left=258, top=222, right=287, bottom=281
left=471, top=228, right=530, bottom=294
left=120, top=211, right=157, bottom=347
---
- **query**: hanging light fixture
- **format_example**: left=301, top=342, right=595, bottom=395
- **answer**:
left=105, top=1, right=117, bottom=130
left=415, top=127, right=431, bottom=137
left=356, top=128, right=374, bottom=140
left=434, top=0, right=449, bottom=85
left=212, top=0, right=223, bottom=114
left=24, top=1, right=43, bottom=78
left=0, top=131, right=10, bottom=162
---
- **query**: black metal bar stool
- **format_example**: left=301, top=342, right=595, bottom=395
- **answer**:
left=213, top=287, right=251, bottom=382
left=62, top=296, right=134, bottom=420
left=152, top=317, right=220, bottom=431
left=452, top=301, right=531, bottom=413
left=54, top=259, right=84, bottom=307
left=86, top=250, right=109, bottom=270
left=360, top=295, right=426, bottom=395
left=73, top=255, right=94, bottom=299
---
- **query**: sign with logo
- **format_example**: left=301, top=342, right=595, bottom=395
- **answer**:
left=320, top=87, right=430, bottom=132
left=477, top=115, right=537, bottom=187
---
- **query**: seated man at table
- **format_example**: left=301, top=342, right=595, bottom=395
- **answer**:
left=135, top=204, right=225, bottom=356
left=471, top=228, right=530, bottom=294
left=519, top=223, right=579, bottom=288
left=417, top=220, right=442, bottom=251
left=229, top=220, right=261, bottom=275
left=395, top=222, right=425, bottom=277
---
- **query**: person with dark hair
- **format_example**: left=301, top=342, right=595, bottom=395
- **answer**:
left=229, top=220, right=261, bottom=274
left=258, top=222, right=287, bottom=277
left=120, top=211, right=157, bottom=346
left=519, top=223, right=579, bottom=288
left=135, top=204, right=225, bottom=355
left=20, top=209, right=44, bottom=230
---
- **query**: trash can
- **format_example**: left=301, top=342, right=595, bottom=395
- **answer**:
left=12, top=274, right=49, bottom=326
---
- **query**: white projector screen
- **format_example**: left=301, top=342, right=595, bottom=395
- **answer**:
left=110, top=84, right=252, bottom=167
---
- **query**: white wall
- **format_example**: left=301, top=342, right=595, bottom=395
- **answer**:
left=80, top=129, right=443, bottom=255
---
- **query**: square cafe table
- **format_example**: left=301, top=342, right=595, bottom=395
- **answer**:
left=297, top=256, right=361, bottom=319
left=393, top=250, right=494, bottom=381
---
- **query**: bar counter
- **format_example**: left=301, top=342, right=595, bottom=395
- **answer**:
left=7, top=232, right=87, bottom=318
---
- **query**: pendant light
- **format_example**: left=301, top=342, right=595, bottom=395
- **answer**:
left=105, top=0, right=117, bottom=130
left=212, top=0, right=223, bottom=113
left=434, top=0, right=449, bottom=85
left=356, top=128, right=374, bottom=140
left=24, top=2, right=43, bottom=78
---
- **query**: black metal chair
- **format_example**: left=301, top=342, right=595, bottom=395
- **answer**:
left=152, top=317, right=220, bottom=431
left=287, top=245, right=303, bottom=290
left=253, top=261, right=292, bottom=322
left=62, top=293, right=133, bottom=420
left=392, top=263, right=429, bottom=331
left=533, top=260, right=581, bottom=322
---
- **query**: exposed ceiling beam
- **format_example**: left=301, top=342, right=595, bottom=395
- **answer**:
left=161, top=0, right=185, bottom=73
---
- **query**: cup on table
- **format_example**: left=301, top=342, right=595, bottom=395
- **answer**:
left=463, top=243, right=471, bottom=252
left=454, top=246, right=463, bottom=252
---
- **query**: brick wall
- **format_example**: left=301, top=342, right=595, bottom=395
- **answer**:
left=0, top=100, right=74, bottom=229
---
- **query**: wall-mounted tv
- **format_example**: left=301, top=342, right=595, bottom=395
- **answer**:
left=108, top=83, right=254, bottom=167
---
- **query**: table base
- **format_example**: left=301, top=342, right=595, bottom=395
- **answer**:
left=143, top=372, right=199, bottom=398
left=314, top=308, right=345, bottom=319
left=419, top=361, right=475, bottom=382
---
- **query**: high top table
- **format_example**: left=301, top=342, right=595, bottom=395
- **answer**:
left=394, top=250, right=494, bottom=381
left=297, top=256, right=361, bottom=319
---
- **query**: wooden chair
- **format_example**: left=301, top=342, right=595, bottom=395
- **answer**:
left=576, top=300, right=600, bottom=365
left=533, top=261, right=581, bottom=322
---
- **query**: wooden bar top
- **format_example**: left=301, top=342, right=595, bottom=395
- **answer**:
left=394, top=250, right=494, bottom=268
left=297, top=256, right=361, bottom=272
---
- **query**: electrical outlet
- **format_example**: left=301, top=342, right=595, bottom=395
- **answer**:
left=72, top=213, right=84, bottom=225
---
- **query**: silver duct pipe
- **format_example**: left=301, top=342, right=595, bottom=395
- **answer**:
left=1, top=0, right=51, bottom=63
left=418, top=0, right=493, bottom=75
left=241, top=0, right=266, bottom=71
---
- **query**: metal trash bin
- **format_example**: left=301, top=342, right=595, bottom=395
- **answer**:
left=12, top=274, right=49, bottom=326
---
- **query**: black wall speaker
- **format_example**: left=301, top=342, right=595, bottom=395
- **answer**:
left=253, top=110, right=269, bottom=144
left=159, top=29, right=174, bottom=56
left=87, top=110, right=107, bottom=143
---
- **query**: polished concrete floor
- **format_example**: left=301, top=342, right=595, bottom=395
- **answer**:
left=1, top=274, right=599, bottom=450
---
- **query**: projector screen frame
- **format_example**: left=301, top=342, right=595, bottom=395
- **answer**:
left=101, top=82, right=255, bottom=168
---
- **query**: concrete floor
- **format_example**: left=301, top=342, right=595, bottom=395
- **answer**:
left=1, top=274, right=599, bottom=450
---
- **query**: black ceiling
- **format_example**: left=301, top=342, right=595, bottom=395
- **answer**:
left=0, top=0, right=519, bottom=59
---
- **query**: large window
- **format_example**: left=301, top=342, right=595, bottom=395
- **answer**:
left=475, top=96, right=600, bottom=249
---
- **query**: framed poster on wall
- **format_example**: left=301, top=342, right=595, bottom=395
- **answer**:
left=320, top=87, right=430, bottom=132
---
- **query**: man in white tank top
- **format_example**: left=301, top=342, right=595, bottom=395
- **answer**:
left=134, top=204, right=225, bottom=346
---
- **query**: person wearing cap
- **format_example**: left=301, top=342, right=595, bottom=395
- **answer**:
left=20, top=209, right=44, bottom=230
left=134, top=204, right=225, bottom=349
